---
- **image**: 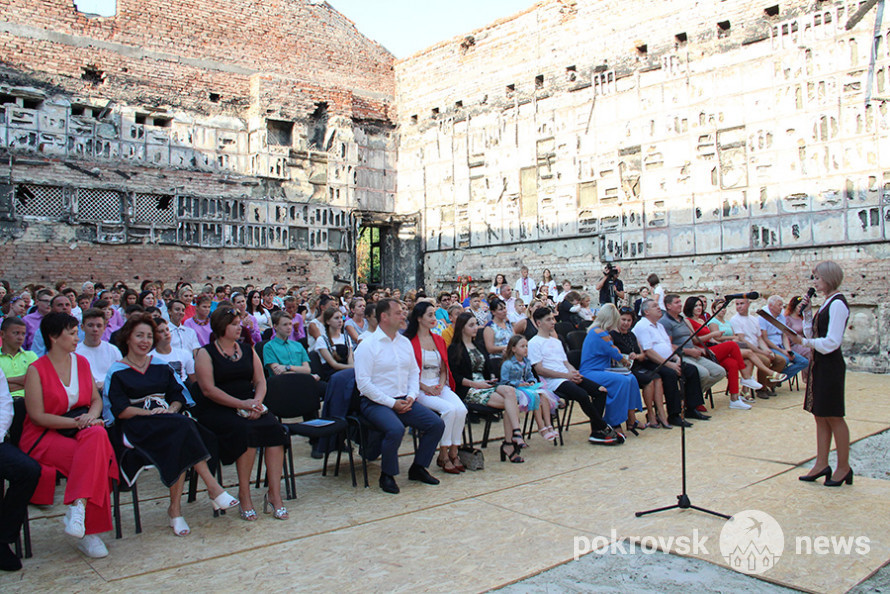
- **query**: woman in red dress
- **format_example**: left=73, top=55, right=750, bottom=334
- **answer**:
left=21, top=313, right=118, bottom=558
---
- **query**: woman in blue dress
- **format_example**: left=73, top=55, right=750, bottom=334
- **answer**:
left=579, top=304, right=644, bottom=435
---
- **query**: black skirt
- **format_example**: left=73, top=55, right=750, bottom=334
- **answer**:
left=804, top=351, right=845, bottom=417
left=119, top=413, right=215, bottom=487
left=193, top=404, right=288, bottom=465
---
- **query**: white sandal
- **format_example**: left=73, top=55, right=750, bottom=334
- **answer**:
left=169, top=516, right=190, bottom=536
left=210, top=491, right=239, bottom=511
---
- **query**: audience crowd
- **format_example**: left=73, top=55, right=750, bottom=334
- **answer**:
left=0, top=269, right=812, bottom=569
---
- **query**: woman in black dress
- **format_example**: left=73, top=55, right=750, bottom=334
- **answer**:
left=104, top=314, right=239, bottom=536
left=610, top=307, right=668, bottom=431
left=194, top=307, right=289, bottom=520
left=790, top=262, right=852, bottom=487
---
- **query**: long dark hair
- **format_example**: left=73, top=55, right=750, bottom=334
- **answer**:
left=682, top=296, right=703, bottom=319
left=447, top=312, right=476, bottom=363
left=246, top=290, right=264, bottom=315
left=404, top=301, right=435, bottom=340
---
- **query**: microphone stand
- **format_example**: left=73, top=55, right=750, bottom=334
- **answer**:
left=635, top=298, right=735, bottom=520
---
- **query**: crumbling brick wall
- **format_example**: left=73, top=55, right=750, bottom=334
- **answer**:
left=396, top=0, right=890, bottom=371
left=0, top=0, right=396, bottom=288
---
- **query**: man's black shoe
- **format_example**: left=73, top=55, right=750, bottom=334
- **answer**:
left=408, top=464, right=440, bottom=485
left=310, top=448, right=324, bottom=460
left=0, top=543, right=22, bottom=572
left=668, top=415, right=693, bottom=427
left=379, top=473, right=400, bottom=494
left=686, top=410, right=711, bottom=421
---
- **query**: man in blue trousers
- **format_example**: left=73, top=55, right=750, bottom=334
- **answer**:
left=355, top=299, right=444, bottom=494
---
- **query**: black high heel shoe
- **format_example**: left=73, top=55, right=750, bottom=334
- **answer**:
left=512, top=428, right=528, bottom=449
left=500, top=441, right=524, bottom=463
left=825, top=469, right=853, bottom=487
left=799, top=466, right=831, bottom=482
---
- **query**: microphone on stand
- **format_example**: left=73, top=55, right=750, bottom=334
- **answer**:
left=724, top=291, right=760, bottom=300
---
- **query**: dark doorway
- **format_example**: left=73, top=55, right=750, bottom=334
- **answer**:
left=357, top=225, right=382, bottom=285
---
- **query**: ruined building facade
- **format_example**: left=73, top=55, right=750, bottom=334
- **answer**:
left=0, top=0, right=406, bottom=287
left=395, top=0, right=890, bottom=371
left=1, top=0, right=888, bottom=370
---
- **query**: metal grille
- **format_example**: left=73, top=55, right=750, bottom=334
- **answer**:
left=14, top=184, right=66, bottom=218
left=133, top=193, right=176, bottom=226
left=76, top=188, right=123, bottom=223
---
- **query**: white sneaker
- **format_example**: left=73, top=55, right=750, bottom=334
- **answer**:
left=77, top=534, right=108, bottom=558
left=739, top=377, right=763, bottom=390
left=729, top=399, right=752, bottom=410
left=64, top=502, right=86, bottom=539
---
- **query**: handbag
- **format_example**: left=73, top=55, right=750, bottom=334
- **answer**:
left=457, top=445, right=484, bottom=471
left=26, top=405, right=90, bottom=455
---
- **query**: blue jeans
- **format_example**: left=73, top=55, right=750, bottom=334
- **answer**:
left=360, top=397, right=444, bottom=477
left=771, top=349, right=809, bottom=380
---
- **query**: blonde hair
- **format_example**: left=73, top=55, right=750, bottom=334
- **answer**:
left=813, top=261, right=843, bottom=292
left=592, top=303, right=620, bottom=332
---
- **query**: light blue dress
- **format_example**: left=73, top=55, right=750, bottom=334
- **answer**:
left=578, top=327, right=643, bottom=426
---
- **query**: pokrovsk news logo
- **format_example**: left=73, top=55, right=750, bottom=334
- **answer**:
left=719, top=509, right=785, bottom=575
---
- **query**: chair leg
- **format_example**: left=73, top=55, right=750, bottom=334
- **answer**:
left=333, top=441, right=343, bottom=477
left=561, top=400, right=575, bottom=433
left=186, top=467, right=198, bottom=503
left=286, top=442, right=297, bottom=501
left=254, top=447, right=265, bottom=489
left=112, top=479, right=122, bottom=539
left=132, top=481, right=142, bottom=535
left=346, top=434, right=357, bottom=488
left=522, top=411, right=531, bottom=440
left=357, top=424, right=369, bottom=488
left=22, top=510, right=32, bottom=558
left=465, top=422, right=475, bottom=449
left=481, top=417, right=493, bottom=448
left=707, top=388, right=714, bottom=409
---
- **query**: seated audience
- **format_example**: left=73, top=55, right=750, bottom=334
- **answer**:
left=21, top=313, right=118, bottom=558
left=405, top=302, right=468, bottom=474
left=660, top=294, right=726, bottom=395
left=167, top=299, right=201, bottom=353
left=184, top=296, right=213, bottom=346
left=103, top=314, right=238, bottom=536
left=75, top=309, right=122, bottom=390
left=0, top=369, right=40, bottom=571
left=683, top=297, right=761, bottom=410
left=632, top=299, right=705, bottom=426
left=355, top=299, right=445, bottom=494
left=730, top=297, right=787, bottom=398
left=760, top=295, right=809, bottom=384
left=483, top=298, right=513, bottom=360
left=344, top=297, right=369, bottom=344
left=194, top=307, right=289, bottom=521
left=467, top=292, right=491, bottom=327
left=312, top=308, right=354, bottom=380
left=246, top=290, right=272, bottom=335
left=150, top=318, right=196, bottom=383
left=579, top=304, right=644, bottom=436
left=499, top=335, right=558, bottom=441
left=447, top=312, right=526, bottom=463
left=785, top=296, right=812, bottom=383
left=0, top=317, right=38, bottom=398
left=230, top=293, right=261, bottom=346
left=610, top=308, right=670, bottom=428
left=282, top=296, right=306, bottom=341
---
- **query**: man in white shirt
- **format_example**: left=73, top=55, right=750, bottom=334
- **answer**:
left=0, top=368, right=40, bottom=571
left=499, top=284, right=523, bottom=324
left=354, top=298, right=445, bottom=494
left=731, top=297, right=786, bottom=396
left=75, top=309, right=122, bottom=390
left=633, top=299, right=705, bottom=426
left=759, top=295, right=809, bottom=384
left=150, top=318, right=195, bottom=383
left=167, top=300, right=200, bottom=354
left=513, top=266, right=537, bottom=305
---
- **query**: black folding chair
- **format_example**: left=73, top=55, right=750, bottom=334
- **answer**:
left=3, top=398, right=31, bottom=558
left=566, top=330, right=587, bottom=351
left=560, top=349, right=584, bottom=432
left=263, top=373, right=355, bottom=495
left=554, top=322, right=575, bottom=346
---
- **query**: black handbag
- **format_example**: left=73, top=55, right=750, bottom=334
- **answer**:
left=26, top=405, right=90, bottom=455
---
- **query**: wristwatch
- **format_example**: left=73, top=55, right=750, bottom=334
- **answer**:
left=285, top=365, right=291, bottom=372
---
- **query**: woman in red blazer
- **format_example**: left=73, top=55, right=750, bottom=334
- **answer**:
left=405, top=302, right=468, bottom=473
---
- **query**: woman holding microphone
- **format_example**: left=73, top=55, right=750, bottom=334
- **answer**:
left=790, top=262, right=852, bottom=487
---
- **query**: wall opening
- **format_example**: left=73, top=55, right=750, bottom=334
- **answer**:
left=357, top=225, right=382, bottom=285
left=267, top=119, right=293, bottom=147
left=535, top=74, right=544, bottom=89
left=764, top=5, right=779, bottom=17
left=308, top=102, right=328, bottom=150
left=74, top=0, right=116, bottom=17
left=675, top=32, right=688, bottom=43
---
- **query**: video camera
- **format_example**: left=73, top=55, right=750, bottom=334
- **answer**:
left=603, top=262, right=620, bottom=280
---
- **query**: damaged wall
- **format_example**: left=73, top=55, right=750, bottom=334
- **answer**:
left=397, top=0, right=890, bottom=371
left=0, top=0, right=396, bottom=286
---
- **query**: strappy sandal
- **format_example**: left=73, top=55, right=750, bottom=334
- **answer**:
left=500, top=441, right=524, bottom=463
left=538, top=426, right=557, bottom=441
left=263, top=493, right=289, bottom=520
left=512, top=428, right=528, bottom=449
left=239, top=506, right=258, bottom=522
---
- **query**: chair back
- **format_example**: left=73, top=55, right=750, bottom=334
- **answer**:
left=7, top=397, right=26, bottom=446
left=489, top=356, right=504, bottom=381
left=554, top=322, right=574, bottom=342
left=308, top=351, right=324, bottom=375
left=255, top=340, right=269, bottom=368
left=261, top=328, right=274, bottom=342
left=473, top=326, right=487, bottom=353
left=566, top=330, right=587, bottom=351
left=264, top=374, right=322, bottom=420
left=567, top=349, right=582, bottom=370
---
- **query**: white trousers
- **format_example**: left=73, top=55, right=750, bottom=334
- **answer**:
left=416, top=387, right=468, bottom=447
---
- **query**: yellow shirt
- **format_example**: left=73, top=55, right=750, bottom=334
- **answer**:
left=441, top=325, right=455, bottom=347
left=0, top=348, right=38, bottom=398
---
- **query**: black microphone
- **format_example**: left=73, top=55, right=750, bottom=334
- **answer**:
left=806, top=287, right=816, bottom=300
left=724, top=291, right=760, bottom=300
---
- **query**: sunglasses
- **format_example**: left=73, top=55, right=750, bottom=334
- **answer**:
left=619, top=307, right=634, bottom=314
